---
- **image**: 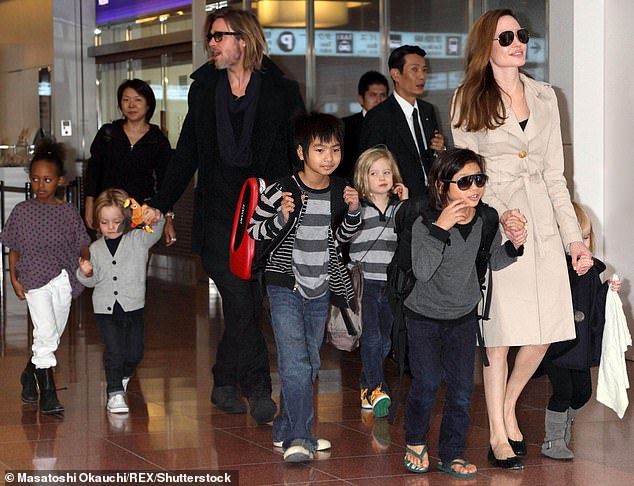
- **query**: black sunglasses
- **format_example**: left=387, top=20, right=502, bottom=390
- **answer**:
left=206, top=31, right=241, bottom=43
left=442, top=173, right=488, bottom=191
left=494, top=28, right=530, bottom=47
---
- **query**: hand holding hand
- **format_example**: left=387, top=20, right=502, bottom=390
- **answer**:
left=393, top=183, right=409, bottom=201
left=11, top=278, right=26, bottom=300
left=431, top=131, right=445, bottom=153
left=280, top=191, right=295, bottom=223
left=343, top=186, right=360, bottom=211
left=435, top=200, right=471, bottom=231
left=569, top=241, right=593, bottom=275
left=501, top=209, right=527, bottom=242
left=78, top=256, right=93, bottom=277
left=142, top=206, right=162, bottom=226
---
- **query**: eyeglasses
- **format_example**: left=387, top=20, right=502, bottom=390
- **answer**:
left=493, top=28, right=530, bottom=47
left=206, top=31, right=241, bottom=43
left=442, top=173, right=488, bottom=191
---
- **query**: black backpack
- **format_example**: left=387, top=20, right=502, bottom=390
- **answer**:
left=386, top=197, right=499, bottom=423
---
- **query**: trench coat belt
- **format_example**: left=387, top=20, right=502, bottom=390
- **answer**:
left=494, top=172, right=546, bottom=257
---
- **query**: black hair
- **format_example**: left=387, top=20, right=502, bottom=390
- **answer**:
left=30, top=138, right=66, bottom=177
left=358, top=70, right=389, bottom=96
left=388, top=45, right=427, bottom=72
left=293, top=112, right=344, bottom=166
left=428, top=147, right=486, bottom=209
left=117, top=79, right=156, bottom=122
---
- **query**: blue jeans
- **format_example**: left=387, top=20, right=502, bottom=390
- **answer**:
left=267, top=285, right=329, bottom=451
left=360, top=279, right=393, bottom=392
left=405, top=314, right=476, bottom=464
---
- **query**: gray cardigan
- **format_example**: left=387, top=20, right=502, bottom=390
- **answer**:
left=76, top=218, right=164, bottom=314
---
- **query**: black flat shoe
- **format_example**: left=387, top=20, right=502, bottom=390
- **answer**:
left=488, top=447, right=524, bottom=470
left=508, top=437, right=527, bottom=456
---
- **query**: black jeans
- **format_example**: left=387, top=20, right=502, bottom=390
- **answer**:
left=96, top=311, right=144, bottom=395
left=202, top=249, right=271, bottom=397
left=542, top=358, right=592, bottom=412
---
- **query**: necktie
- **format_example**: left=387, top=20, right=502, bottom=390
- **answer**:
left=412, top=107, right=428, bottom=185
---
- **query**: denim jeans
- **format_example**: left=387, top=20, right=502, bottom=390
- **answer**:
left=267, top=285, right=329, bottom=451
left=405, top=314, right=476, bottom=464
left=96, top=311, right=144, bottom=395
left=360, top=279, right=393, bottom=392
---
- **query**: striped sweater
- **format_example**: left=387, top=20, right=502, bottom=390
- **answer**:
left=248, top=174, right=362, bottom=309
left=349, top=198, right=403, bottom=281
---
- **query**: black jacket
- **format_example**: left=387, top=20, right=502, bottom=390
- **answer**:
left=547, top=256, right=609, bottom=370
left=151, top=57, right=304, bottom=258
left=85, top=119, right=172, bottom=202
left=336, top=111, right=363, bottom=179
left=359, top=95, right=440, bottom=198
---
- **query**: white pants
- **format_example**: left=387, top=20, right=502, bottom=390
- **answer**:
left=24, top=270, right=72, bottom=369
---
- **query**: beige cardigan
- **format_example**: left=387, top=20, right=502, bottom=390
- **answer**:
left=451, top=74, right=581, bottom=346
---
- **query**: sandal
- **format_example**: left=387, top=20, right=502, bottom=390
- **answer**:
left=438, top=458, right=478, bottom=479
left=404, top=445, right=429, bottom=473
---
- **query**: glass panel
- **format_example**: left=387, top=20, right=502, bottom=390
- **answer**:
left=95, top=5, right=193, bottom=45
left=390, top=0, right=470, bottom=144
left=313, top=1, right=381, bottom=116
left=251, top=0, right=310, bottom=102
left=484, top=0, right=548, bottom=80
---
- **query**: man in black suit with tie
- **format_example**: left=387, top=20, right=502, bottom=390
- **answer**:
left=336, top=71, right=389, bottom=178
left=359, top=45, right=445, bottom=197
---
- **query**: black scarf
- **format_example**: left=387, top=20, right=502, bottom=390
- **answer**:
left=215, top=70, right=261, bottom=168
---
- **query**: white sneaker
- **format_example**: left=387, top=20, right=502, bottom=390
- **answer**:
left=273, top=438, right=331, bottom=451
left=107, top=393, right=129, bottom=414
left=122, top=376, right=130, bottom=392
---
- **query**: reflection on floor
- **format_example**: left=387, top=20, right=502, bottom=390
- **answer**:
left=1, top=255, right=633, bottom=485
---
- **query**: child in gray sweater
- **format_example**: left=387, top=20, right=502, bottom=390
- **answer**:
left=77, top=188, right=164, bottom=414
left=403, top=148, right=526, bottom=478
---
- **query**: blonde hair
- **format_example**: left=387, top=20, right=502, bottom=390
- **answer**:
left=572, top=201, right=595, bottom=252
left=353, top=146, right=402, bottom=201
left=204, top=8, right=268, bottom=71
left=93, top=188, right=132, bottom=235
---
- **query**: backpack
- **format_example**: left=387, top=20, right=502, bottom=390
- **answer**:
left=386, top=197, right=499, bottom=423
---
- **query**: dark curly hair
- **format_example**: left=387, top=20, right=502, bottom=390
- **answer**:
left=30, top=138, right=66, bottom=177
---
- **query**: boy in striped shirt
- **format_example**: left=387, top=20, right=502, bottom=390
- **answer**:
left=248, top=112, right=361, bottom=462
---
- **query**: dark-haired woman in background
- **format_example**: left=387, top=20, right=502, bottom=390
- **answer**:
left=84, top=79, right=175, bottom=245
left=451, top=9, right=592, bottom=469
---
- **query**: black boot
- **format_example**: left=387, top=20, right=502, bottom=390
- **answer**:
left=35, top=368, right=64, bottom=415
left=20, top=360, right=38, bottom=403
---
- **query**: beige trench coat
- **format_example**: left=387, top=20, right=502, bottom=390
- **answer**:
left=451, top=74, right=581, bottom=346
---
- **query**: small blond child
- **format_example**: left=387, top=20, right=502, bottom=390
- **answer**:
left=349, top=146, right=408, bottom=418
left=540, top=201, right=621, bottom=460
left=77, top=188, right=164, bottom=414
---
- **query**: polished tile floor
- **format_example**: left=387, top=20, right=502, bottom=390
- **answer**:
left=1, top=255, right=633, bottom=485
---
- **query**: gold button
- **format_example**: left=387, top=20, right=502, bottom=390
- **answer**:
left=519, top=150, right=527, bottom=158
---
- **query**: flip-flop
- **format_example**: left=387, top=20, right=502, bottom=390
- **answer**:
left=404, top=445, right=429, bottom=473
left=438, top=458, right=478, bottom=479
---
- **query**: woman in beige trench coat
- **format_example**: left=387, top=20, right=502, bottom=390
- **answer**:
left=451, top=9, right=593, bottom=469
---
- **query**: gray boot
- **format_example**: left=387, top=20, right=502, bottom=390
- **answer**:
left=541, top=409, right=574, bottom=460
left=565, top=407, right=581, bottom=446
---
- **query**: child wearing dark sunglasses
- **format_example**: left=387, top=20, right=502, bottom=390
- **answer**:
left=402, top=147, right=526, bottom=478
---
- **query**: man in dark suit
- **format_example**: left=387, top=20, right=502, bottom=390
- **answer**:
left=359, top=45, right=445, bottom=197
left=336, top=71, right=388, bottom=178
left=147, top=8, right=304, bottom=424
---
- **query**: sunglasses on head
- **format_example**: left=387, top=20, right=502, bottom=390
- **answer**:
left=493, top=28, right=530, bottom=47
left=206, top=31, right=241, bottom=43
left=442, top=173, right=488, bottom=191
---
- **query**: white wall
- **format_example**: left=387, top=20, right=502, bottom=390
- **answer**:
left=604, top=0, right=634, bottom=356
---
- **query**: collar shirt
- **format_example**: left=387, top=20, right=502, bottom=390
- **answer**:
left=393, top=91, right=428, bottom=152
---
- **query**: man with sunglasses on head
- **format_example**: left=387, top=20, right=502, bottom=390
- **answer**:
left=359, top=45, right=446, bottom=198
left=146, top=7, right=304, bottom=425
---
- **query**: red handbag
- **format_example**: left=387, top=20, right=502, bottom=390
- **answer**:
left=229, top=177, right=267, bottom=280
